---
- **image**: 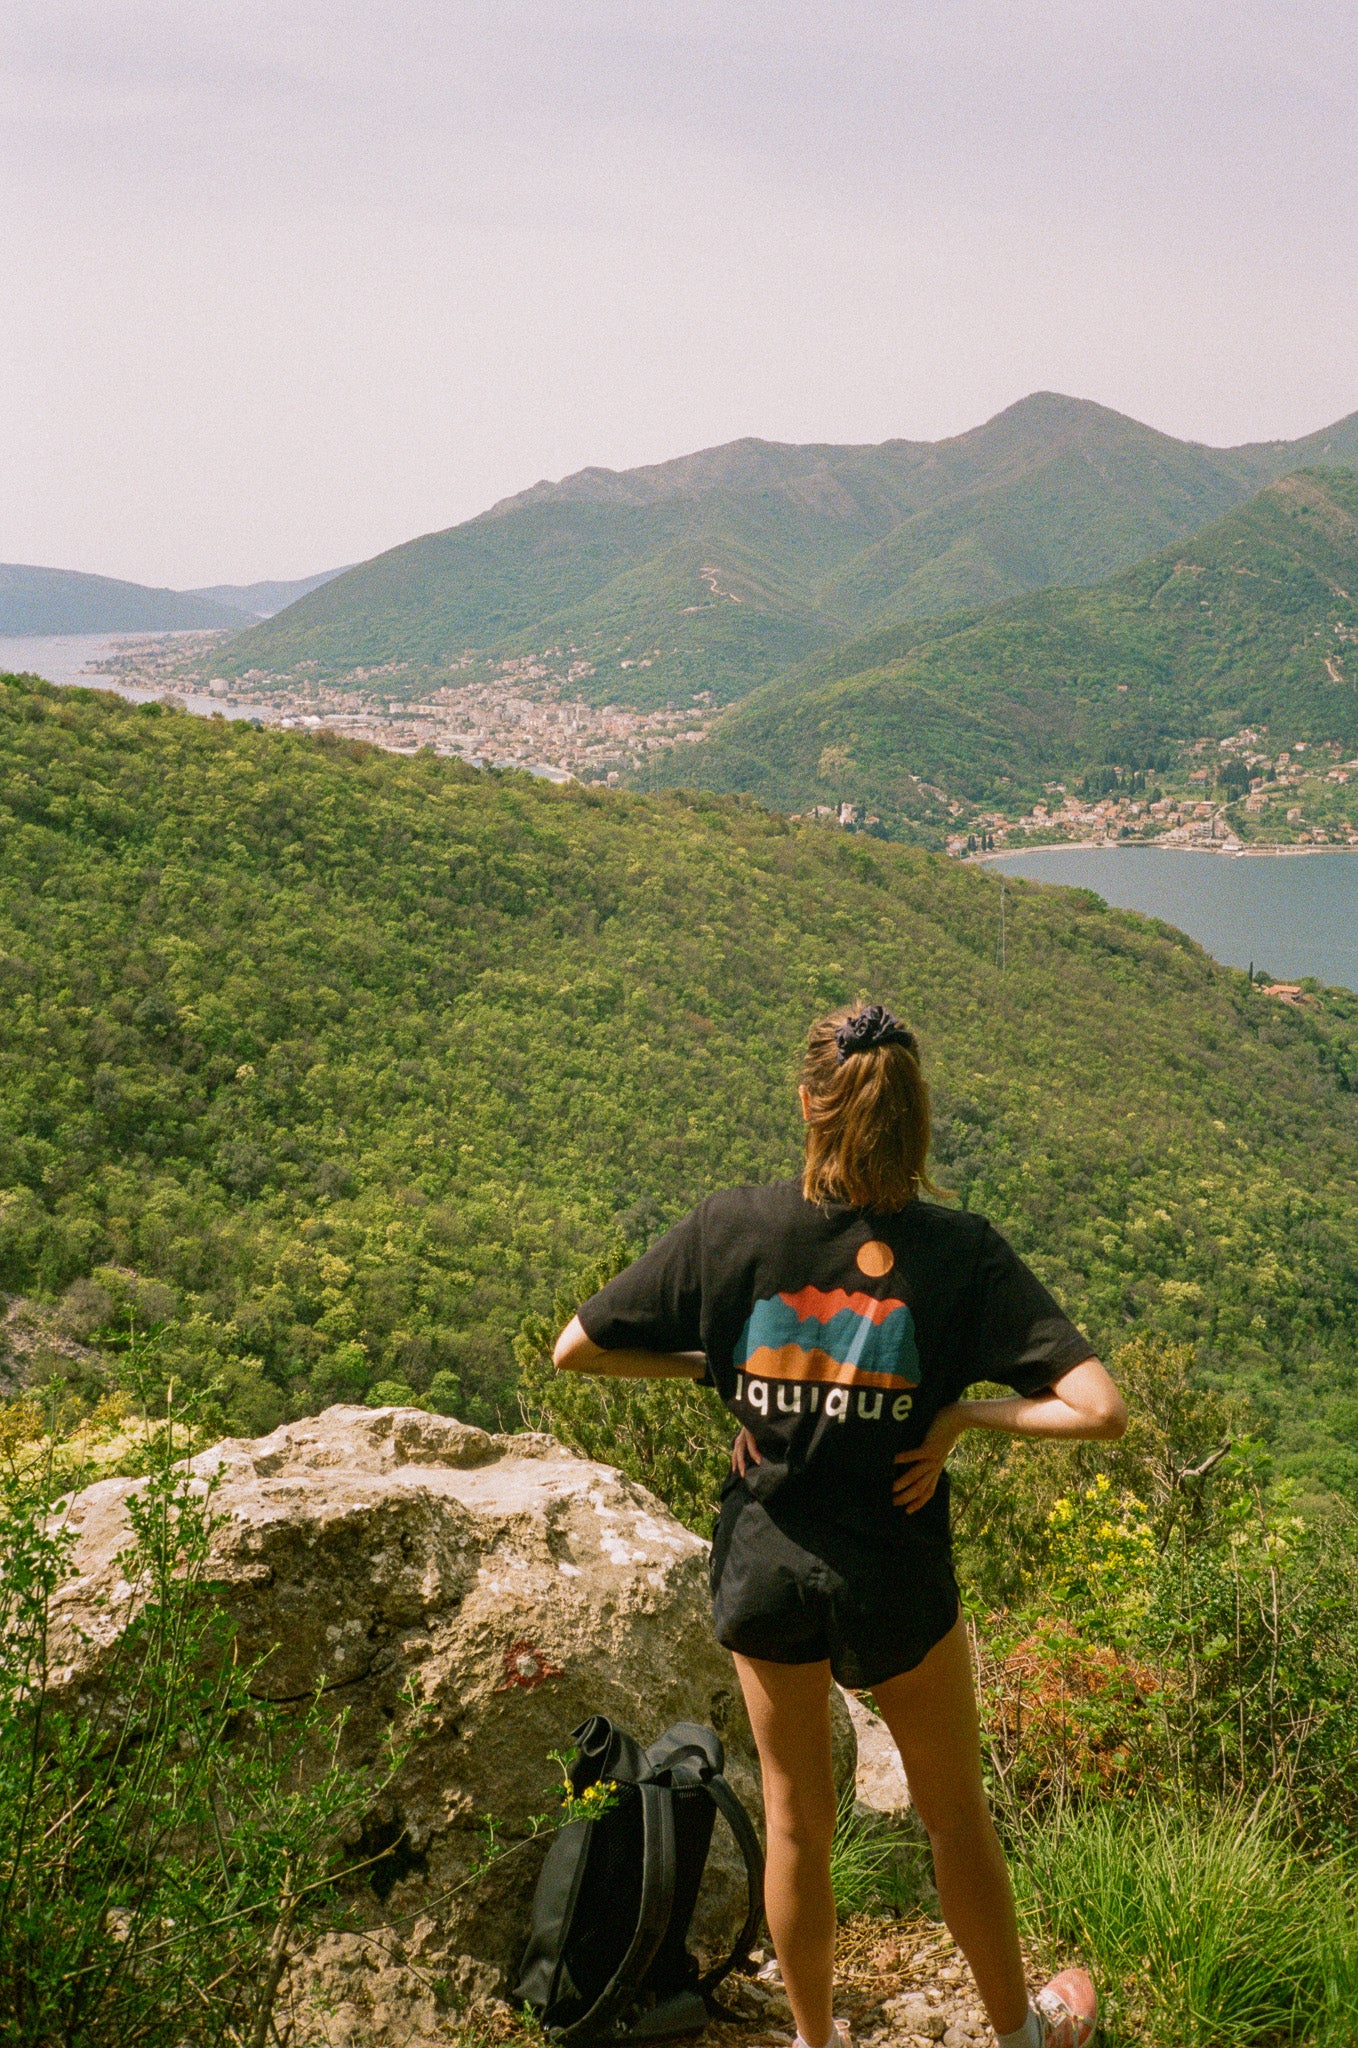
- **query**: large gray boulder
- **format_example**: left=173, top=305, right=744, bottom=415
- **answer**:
left=51, top=1405, right=856, bottom=2044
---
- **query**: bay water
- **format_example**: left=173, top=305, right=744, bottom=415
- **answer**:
left=995, top=845, right=1358, bottom=992
left=0, top=632, right=255, bottom=721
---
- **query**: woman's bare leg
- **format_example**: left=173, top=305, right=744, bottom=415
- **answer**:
left=872, top=1619, right=1028, bottom=2038
left=732, top=1653, right=838, bottom=2048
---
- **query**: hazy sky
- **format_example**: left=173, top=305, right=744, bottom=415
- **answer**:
left=4, top=1, right=1356, bottom=586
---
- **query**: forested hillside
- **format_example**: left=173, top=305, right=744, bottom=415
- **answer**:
left=213, top=395, right=1358, bottom=708
left=4, top=672, right=1358, bottom=1499
left=670, top=469, right=1358, bottom=824
left=7, top=683, right=1358, bottom=2048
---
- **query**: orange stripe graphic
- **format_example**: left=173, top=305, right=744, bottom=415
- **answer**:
left=742, top=1345, right=914, bottom=1391
left=779, top=1285, right=907, bottom=1326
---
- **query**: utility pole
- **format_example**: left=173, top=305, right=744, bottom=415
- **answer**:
left=997, top=875, right=1007, bottom=973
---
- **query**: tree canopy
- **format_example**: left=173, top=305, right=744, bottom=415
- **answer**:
left=3, top=672, right=1358, bottom=1500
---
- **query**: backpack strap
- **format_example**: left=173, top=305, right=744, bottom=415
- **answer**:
left=555, top=1782, right=677, bottom=2043
left=645, top=1723, right=724, bottom=1778
left=525, top=1820, right=595, bottom=2019
left=696, top=1771, right=765, bottom=1997
left=645, top=1722, right=764, bottom=1997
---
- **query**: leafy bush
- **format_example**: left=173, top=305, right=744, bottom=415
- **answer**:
left=365, top=1378, right=417, bottom=1408
left=968, top=1340, right=1358, bottom=1843
left=0, top=1403, right=402, bottom=2047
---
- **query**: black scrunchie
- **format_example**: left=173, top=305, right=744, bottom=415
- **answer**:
left=834, top=1004, right=916, bottom=1063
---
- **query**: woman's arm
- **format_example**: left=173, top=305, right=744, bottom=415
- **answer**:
left=552, top=1314, right=707, bottom=1381
left=893, top=1356, right=1126, bottom=1512
left=956, top=1357, right=1127, bottom=1442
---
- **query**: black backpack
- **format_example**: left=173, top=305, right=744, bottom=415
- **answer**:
left=513, top=1715, right=765, bottom=2043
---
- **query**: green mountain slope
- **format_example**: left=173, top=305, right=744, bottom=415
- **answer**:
left=0, top=563, right=254, bottom=634
left=5, top=669, right=1358, bottom=1497
left=670, top=469, right=1358, bottom=821
left=214, top=394, right=1358, bottom=706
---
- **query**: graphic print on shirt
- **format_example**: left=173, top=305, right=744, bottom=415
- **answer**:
left=735, top=1285, right=921, bottom=1391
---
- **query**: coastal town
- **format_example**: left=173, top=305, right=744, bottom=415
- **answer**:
left=944, top=728, right=1358, bottom=857
left=88, top=634, right=716, bottom=785
left=67, top=638, right=1358, bottom=857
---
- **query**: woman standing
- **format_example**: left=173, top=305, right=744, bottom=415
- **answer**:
left=554, top=1005, right=1124, bottom=2048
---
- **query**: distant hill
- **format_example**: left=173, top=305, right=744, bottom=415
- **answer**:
left=664, top=469, right=1358, bottom=824
left=184, top=566, right=352, bottom=620
left=219, top=393, right=1358, bottom=705
left=0, top=564, right=255, bottom=635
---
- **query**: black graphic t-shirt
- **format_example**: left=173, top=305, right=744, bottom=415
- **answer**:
left=579, top=1180, right=1095, bottom=1550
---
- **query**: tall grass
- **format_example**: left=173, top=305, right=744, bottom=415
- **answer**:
left=1011, top=1800, right=1358, bottom=2047
left=829, top=1796, right=928, bottom=1920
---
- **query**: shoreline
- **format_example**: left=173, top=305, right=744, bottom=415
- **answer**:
left=972, top=839, right=1358, bottom=863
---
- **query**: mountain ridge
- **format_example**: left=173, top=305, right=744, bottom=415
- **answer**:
left=183, top=566, right=352, bottom=621
left=490, top=393, right=1301, bottom=514
left=216, top=392, right=1358, bottom=703
left=0, top=563, right=353, bottom=637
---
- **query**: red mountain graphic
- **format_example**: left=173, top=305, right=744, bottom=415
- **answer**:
left=778, top=1285, right=907, bottom=1325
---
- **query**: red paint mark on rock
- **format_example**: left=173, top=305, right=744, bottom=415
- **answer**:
left=496, top=1640, right=563, bottom=1692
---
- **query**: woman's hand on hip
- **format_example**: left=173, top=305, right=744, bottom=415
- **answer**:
left=893, top=1404, right=966, bottom=1512
left=731, top=1426, right=762, bottom=1477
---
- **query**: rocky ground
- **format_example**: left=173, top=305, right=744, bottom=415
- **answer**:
left=721, top=1919, right=1038, bottom=2046
left=279, top=1908, right=1061, bottom=2048
left=441, top=1915, right=1055, bottom=2048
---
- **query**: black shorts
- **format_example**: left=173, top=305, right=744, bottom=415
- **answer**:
left=709, top=1489, right=959, bottom=1692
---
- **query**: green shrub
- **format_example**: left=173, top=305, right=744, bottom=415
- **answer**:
left=964, top=1338, right=1358, bottom=1844
left=424, top=1370, right=463, bottom=1415
left=365, top=1378, right=417, bottom=1408
left=0, top=1407, right=403, bottom=2047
